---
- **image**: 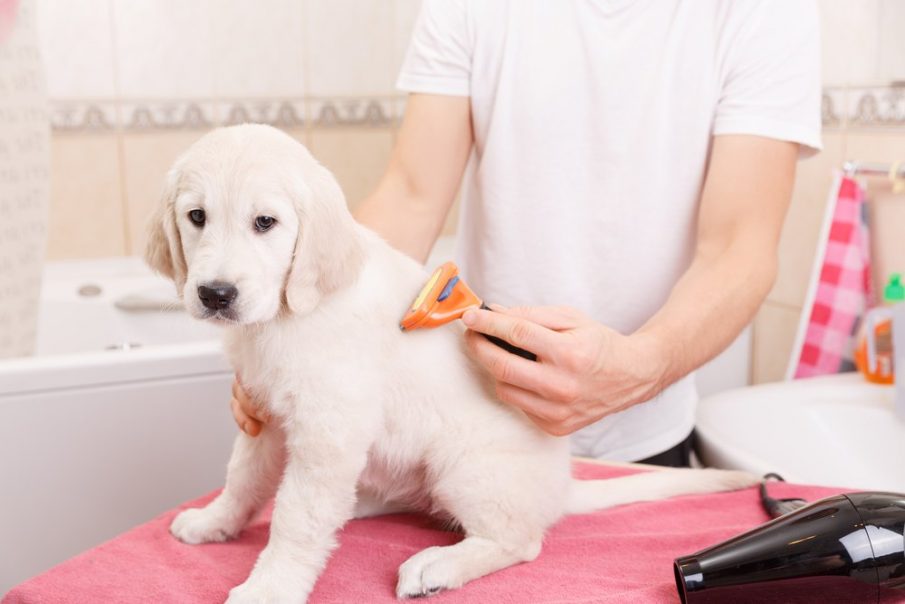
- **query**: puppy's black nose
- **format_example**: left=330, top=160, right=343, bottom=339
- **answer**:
left=198, top=282, right=238, bottom=310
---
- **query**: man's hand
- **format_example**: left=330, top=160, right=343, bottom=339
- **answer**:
left=230, top=376, right=269, bottom=437
left=463, top=305, right=672, bottom=436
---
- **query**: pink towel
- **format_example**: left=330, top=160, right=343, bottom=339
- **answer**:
left=790, top=174, right=872, bottom=378
left=2, top=463, right=847, bottom=604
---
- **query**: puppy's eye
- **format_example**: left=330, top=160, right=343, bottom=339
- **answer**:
left=188, top=209, right=205, bottom=227
left=254, top=216, right=276, bottom=232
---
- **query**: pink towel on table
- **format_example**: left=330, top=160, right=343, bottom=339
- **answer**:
left=3, top=462, right=848, bottom=604
left=788, top=173, right=872, bottom=379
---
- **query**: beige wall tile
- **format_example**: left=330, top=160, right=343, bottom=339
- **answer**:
left=47, top=133, right=125, bottom=259
left=752, top=301, right=803, bottom=384
left=121, top=131, right=205, bottom=257
left=308, top=127, right=393, bottom=209
left=768, top=132, right=847, bottom=307
left=844, top=130, right=905, bottom=165
left=284, top=127, right=308, bottom=148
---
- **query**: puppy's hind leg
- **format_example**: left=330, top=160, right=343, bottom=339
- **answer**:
left=170, top=426, right=285, bottom=544
left=396, top=535, right=540, bottom=599
left=396, top=451, right=565, bottom=598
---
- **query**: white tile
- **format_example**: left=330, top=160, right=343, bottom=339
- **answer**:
left=819, top=0, right=881, bottom=86
left=752, top=302, right=803, bottom=384
left=211, top=1, right=305, bottom=98
left=35, top=0, right=116, bottom=99
left=393, top=0, right=421, bottom=79
left=878, top=0, right=905, bottom=83
left=112, top=0, right=214, bottom=99
left=304, top=0, right=396, bottom=97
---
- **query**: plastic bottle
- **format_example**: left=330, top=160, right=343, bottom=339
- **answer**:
left=855, top=273, right=904, bottom=384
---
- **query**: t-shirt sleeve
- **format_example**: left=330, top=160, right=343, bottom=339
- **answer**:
left=396, top=0, right=471, bottom=97
left=713, top=0, right=822, bottom=154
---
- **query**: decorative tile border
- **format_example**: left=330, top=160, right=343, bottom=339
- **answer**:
left=821, top=89, right=844, bottom=128
left=848, top=87, right=905, bottom=128
left=50, top=96, right=403, bottom=133
left=119, top=101, right=217, bottom=131
left=307, top=97, right=397, bottom=127
left=213, top=100, right=306, bottom=128
left=49, top=87, right=905, bottom=133
left=49, top=102, right=118, bottom=132
left=823, top=86, right=905, bottom=129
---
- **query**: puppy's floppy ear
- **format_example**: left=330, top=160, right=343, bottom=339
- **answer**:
left=144, top=167, right=188, bottom=290
left=285, top=164, right=364, bottom=315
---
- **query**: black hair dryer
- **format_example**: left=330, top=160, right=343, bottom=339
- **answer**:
left=674, top=491, right=905, bottom=603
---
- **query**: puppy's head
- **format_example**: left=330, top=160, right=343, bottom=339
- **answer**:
left=145, top=124, right=363, bottom=324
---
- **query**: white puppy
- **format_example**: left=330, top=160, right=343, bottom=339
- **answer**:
left=146, top=124, right=756, bottom=603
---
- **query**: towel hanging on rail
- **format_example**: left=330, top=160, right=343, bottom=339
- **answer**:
left=786, top=172, right=873, bottom=379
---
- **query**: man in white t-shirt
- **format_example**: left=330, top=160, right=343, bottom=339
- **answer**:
left=232, top=0, right=821, bottom=466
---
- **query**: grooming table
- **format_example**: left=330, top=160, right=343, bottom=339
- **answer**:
left=3, top=461, right=844, bottom=603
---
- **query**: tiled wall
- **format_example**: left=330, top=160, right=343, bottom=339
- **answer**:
left=752, top=0, right=905, bottom=382
left=754, top=92, right=905, bottom=383
left=34, top=1, right=905, bottom=383
left=36, top=0, right=421, bottom=259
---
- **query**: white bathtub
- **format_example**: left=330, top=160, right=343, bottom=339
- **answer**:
left=0, top=257, right=236, bottom=595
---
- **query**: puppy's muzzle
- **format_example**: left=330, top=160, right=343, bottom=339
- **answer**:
left=198, top=282, right=239, bottom=310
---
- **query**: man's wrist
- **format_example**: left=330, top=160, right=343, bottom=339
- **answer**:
left=629, top=326, right=681, bottom=398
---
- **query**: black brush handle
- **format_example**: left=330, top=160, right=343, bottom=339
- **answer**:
left=479, top=303, right=538, bottom=361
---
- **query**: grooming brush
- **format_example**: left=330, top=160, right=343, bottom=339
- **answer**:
left=400, top=262, right=537, bottom=361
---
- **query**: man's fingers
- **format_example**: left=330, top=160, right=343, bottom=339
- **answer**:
left=462, top=307, right=563, bottom=360
left=231, top=376, right=269, bottom=422
left=230, top=396, right=244, bottom=422
left=244, top=417, right=263, bottom=437
left=464, top=329, right=575, bottom=401
left=489, top=305, right=582, bottom=331
left=494, top=382, right=574, bottom=436
left=230, top=396, right=250, bottom=433
left=230, top=395, right=263, bottom=437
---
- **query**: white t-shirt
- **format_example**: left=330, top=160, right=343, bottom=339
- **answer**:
left=398, top=0, right=821, bottom=461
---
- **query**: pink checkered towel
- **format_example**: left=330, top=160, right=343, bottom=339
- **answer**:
left=2, top=462, right=848, bottom=604
left=788, top=173, right=872, bottom=379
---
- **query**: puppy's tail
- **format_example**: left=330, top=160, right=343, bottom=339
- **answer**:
left=567, top=468, right=759, bottom=515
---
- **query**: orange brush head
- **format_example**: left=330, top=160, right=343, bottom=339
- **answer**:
left=400, top=262, right=483, bottom=331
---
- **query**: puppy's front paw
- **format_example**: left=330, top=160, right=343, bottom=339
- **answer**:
left=396, top=546, right=460, bottom=599
left=169, top=507, right=240, bottom=545
left=226, top=576, right=302, bottom=604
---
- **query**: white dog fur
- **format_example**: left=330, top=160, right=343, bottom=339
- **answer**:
left=146, top=124, right=757, bottom=603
